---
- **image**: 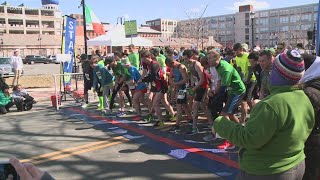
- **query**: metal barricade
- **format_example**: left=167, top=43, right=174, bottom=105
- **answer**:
left=52, top=73, right=84, bottom=110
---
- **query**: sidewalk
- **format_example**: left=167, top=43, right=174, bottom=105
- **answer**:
left=27, top=87, right=55, bottom=102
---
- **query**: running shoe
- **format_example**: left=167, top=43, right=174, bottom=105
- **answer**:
left=153, top=121, right=165, bottom=127
left=117, top=111, right=126, bottom=117
left=144, top=114, right=153, bottom=122
left=187, top=127, right=199, bottom=135
left=128, top=107, right=135, bottom=113
left=81, top=104, right=88, bottom=109
left=203, top=134, right=217, bottom=142
left=217, top=140, right=235, bottom=150
left=169, top=125, right=180, bottom=133
left=170, top=114, right=177, bottom=122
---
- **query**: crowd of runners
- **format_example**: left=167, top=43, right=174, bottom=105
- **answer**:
left=79, top=43, right=320, bottom=179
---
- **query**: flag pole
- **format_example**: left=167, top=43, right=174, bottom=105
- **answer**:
left=82, top=0, right=88, bottom=55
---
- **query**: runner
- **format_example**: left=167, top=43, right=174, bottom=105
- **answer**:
left=183, top=50, right=212, bottom=134
left=140, top=50, right=175, bottom=127
left=108, top=52, right=133, bottom=117
left=166, top=56, right=192, bottom=132
left=200, top=56, right=226, bottom=141
left=128, top=44, right=140, bottom=69
left=233, top=43, right=255, bottom=124
left=121, top=58, right=148, bottom=117
left=90, top=55, right=104, bottom=110
left=207, top=50, right=246, bottom=149
left=80, top=54, right=93, bottom=109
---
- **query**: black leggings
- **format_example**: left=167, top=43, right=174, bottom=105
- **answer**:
left=109, top=83, right=132, bottom=110
left=0, top=102, right=14, bottom=114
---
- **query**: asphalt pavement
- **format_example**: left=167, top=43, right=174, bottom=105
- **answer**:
left=0, top=102, right=223, bottom=180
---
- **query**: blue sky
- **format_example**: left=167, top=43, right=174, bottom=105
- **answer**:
left=9, top=0, right=320, bottom=24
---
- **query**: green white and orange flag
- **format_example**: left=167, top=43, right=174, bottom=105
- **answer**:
left=85, top=5, right=105, bottom=35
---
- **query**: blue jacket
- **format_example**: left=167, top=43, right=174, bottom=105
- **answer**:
left=100, top=67, right=114, bottom=87
left=93, top=64, right=104, bottom=90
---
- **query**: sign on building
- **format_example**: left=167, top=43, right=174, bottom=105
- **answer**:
left=124, top=20, right=137, bottom=36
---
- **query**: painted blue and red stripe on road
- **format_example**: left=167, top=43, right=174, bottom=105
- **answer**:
left=62, top=107, right=239, bottom=179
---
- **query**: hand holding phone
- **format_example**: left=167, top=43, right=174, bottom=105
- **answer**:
left=8, top=157, right=46, bottom=180
left=0, top=161, right=19, bottom=180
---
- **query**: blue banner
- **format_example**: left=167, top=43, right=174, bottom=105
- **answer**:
left=316, top=1, right=320, bottom=56
left=62, top=16, right=76, bottom=86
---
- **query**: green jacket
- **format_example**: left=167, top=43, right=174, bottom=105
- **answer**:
left=214, top=86, right=314, bottom=175
left=0, top=90, right=12, bottom=106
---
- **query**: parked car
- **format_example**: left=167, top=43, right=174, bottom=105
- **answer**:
left=24, top=55, right=50, bottom=64
left=0, top=57, right=14, bottom=78
left=47, top=55, right=59, bottom=64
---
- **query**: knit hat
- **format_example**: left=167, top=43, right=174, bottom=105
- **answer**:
left=270, top=50, right=305, bottom=86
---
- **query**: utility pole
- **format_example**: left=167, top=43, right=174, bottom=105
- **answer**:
left=81, top=0, right=88, bottom=55
left=38, top=35, right=42, bottom=55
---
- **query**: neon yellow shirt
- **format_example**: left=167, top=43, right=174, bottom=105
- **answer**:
left=235, top=53, right=256, bottom=81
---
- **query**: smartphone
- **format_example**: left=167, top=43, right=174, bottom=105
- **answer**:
left=0, top=162, right=19, bottom=180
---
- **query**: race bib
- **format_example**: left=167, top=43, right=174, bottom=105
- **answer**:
left=129, top=85, right=136, bottom=90
left=96, top=71, right=102, bottom=80
left=85, top=73, right=90, bottom=81
left=177, top=90, right=186, bottom=99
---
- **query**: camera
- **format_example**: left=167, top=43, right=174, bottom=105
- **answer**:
left=0, top=162, right=19, bottom=180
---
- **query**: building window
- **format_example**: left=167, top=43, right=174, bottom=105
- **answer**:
left=302, top=6, right=314, bottom=13
left=245, top=28, right=249, bottom=33
left=155, top=21, right=160, bottom=26
left=259, top=11, right=268, bottom=17
left=301, top=14, right=312, bottom=22
left=245, top=35, right=249, bottom=40
left=280, top=26, right=289, bottom=32
left=269, top=10, right=278, bottom=16
left=280, top=16, right=289, bottom=23
left=301, top=24, right=312, bottom=30
left=290, top=15, right=300, bottom=23
left=245, top=20, right=249, bottom=26
left=270, top=17, right=279, bottom=25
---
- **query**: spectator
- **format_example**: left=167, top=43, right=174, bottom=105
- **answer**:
left=11, top=50, right=23, bottom=87
left=300, top=54, right=320, bottom=180
left=0, top=84, right=14, bottom=114
left=296, top=43, right=306, bottom=54
left=12, top=85, right=36, bottom=111
left=224, top=49, right=235, bottom=64
left=128, top=44, right=140, bottom=69
left=258, top=50, right=274, bottom=99
left=276, top=42, right=286, bottom=55
left=214, top=50, right=313, bottom=179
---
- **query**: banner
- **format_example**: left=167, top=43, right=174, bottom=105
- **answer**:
left=124, top=20, right=137, bottom=36
left=61, top=16, right=76, bottom=86
left=316, top=1, right=320, bottom=56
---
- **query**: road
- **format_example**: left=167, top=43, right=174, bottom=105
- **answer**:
left=0, top=102, right=224, bottom=180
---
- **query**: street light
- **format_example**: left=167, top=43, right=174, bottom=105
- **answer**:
left=37, top=35, right=42, bottom=55
left=250, top=11, right=255, bottom=48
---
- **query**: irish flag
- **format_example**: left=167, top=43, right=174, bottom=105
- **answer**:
left=85, top=5, right=105, bottom=35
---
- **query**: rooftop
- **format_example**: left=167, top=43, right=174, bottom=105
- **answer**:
left=137, top=27, right=161, bottom=34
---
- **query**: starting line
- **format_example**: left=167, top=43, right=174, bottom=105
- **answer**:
left=62, top=107, right=240, bottom=180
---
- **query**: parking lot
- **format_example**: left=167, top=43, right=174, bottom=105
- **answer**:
left=22, top=63, right=82, bottom=76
